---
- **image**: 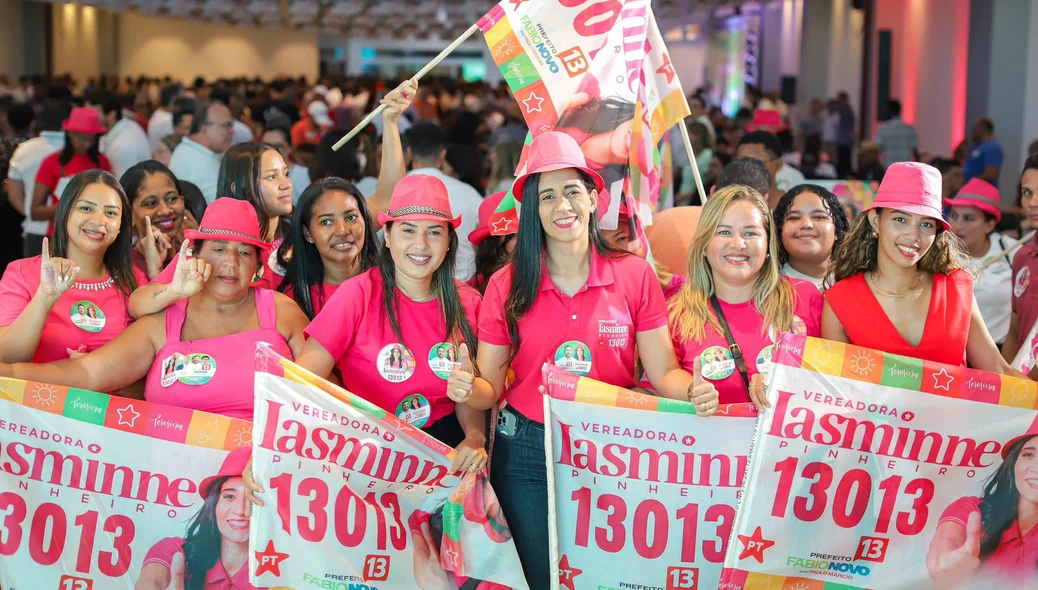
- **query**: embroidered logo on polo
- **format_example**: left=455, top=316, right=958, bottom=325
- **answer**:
left=1015, top=266, right=1031, bottom=298
left=159, top=352, right=217, bottom=387
left=554, top=340, right=592, bottom=376
left=597, top=319, right=630, bottom=348
left=395, top=394, right=430, bottom=427
left=700, top=345, right=735, bottom=380
left=428, top=343, right=461, bottom=379
left=378, top=343, right=416, bottom=383
left=69, top=300, right=106, bottom=333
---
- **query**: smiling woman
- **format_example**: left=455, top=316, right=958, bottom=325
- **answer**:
left=121, top=160, right=187, bottom=280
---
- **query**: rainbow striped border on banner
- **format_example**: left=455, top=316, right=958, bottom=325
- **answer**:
left=541, top=362, right=758, bottom=418
left=772, top=333, right=1038, bottom=410
left=721, top=567, right=871, bottom=589
left=0, top=378, right=250, bottom=451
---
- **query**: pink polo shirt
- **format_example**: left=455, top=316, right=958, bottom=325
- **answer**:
left=305, top=268, right=482, bottom=429
left=479, top=249, right=669, bottom=423
left=143, top=537, right=253, bottom=589
left=672, top=278, right=822, bottom=405
left=1012, top=240, right=1038, bottom=350
left=0, top=256, right=148, bottom=363
left=939, top=496, right=1038, bottom=586
left=283, top=282, right=340, bottom=318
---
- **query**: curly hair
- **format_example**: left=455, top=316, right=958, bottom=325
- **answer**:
left=773, top=184, right=851, bottom=271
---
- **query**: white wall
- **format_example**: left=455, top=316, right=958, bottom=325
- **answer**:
left=52, top=3, right=101, bottom=79
left=118, top=12, right=319, bottom=81
left=0, top=0, right=24, bottom=77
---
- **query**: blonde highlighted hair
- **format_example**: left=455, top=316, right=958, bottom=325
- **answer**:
left=668, top=185, right=797, bottom=343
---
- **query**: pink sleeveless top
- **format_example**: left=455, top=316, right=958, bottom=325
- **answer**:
left=144, top=289, right=293, bottom=420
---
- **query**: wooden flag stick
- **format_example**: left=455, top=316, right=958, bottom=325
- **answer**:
left=678, top=122, right=708, bottom=202
left=332, top=23, right=481, bottom=151
left=974, top=230, right=1036, bottom=273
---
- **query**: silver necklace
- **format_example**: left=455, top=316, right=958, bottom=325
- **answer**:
left=72, top=276, right=115, bottom=292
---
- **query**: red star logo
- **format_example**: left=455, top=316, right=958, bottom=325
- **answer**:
left=254, top=540, right=290, bottom=577
left=509, top=0, right=528, bottom=8
left=558, top=554, right=583, bottom=590
left=932, top=367, right=955, bottom=391
left=656, top=53, right=676, bottom=84
left=737, top=526, right=775, bottom=563
left=522, top=92, right=544, bottom=114
left=491, top=217, right=513, bottom=234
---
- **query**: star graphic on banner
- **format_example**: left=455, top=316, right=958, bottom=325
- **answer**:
left=117, top=404, right=140, bottom=427
left=254, top=540, right=290, bottom=577
left=522, top=92, right=544, bottom=114
left=444, top=547, right=460, bottom=568
left=558, top=554, right=583, bottom=590
left=509, top=0, right=528, bottom=8
left=737, top=526, right=775, bottom=563
left=933, top=367, right=955, bottom=391
left=656, top=53, right=676, bottom=84
left=491, top=217, right=513, bottom=233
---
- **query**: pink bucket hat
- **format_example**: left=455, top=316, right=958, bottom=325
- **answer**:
left=378, top=175, right=462, bottom=228
left=511, top=132, right=605, bottom=202
left=199, top=446, right=251, bottom=499
left=945, top=178, right=1002, bottom=221
left=865, top=162, right=949, bottom=230
left=63, top=107, right=107, bottom=135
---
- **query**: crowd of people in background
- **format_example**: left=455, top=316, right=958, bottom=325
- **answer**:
left=0, top=70, right=1036, bottom=588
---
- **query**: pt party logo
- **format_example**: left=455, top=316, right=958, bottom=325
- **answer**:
left=720, top=333, right=1038, bottom=589
left=249, top=344, right=528, bottom=589
left=0, top=377, right=251, bottom=589
left=541, top=363, right=758, bottom=590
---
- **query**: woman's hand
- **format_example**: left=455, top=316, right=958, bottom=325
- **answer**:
left=382, top=80, right=417, bottom=125
left=164, top=552, right=186, bottom=590
left=925, top=513, right=982, bottom=588
left=136, top=216, right=173, bottom=279
left=687, top=357, right=719, bottom=417
left=446, top=343, right=475, bottom=403
left=242, top=457, right=265, bottom=514
left=748, top=372, right=771, bottom=412
left=170, top=240, right=211, bottom=298
left=450, top=435, right=488, bottom=474
left=36, top=237, right=80, bottom=302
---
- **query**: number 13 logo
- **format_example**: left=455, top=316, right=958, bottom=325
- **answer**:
left=59, top=576, right=93, bottom=590
left=364, top=554, right=390, bottom=581
left=666, top=566, right=698, bottom=590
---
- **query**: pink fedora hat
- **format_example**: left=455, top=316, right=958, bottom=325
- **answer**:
left=865, top=162, right=949, bottom=230
left=63, top=107, right=107, bottom=135
left=183, top=198, right=269, bottom=249
left=377, top=175, right=462, bottom=228
left=945, top=177, right=1002, bottom=221
left=511, top=132, right=605, bottom=202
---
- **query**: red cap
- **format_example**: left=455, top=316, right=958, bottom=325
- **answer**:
left=746, top=109, right=788, bottom=133
left=1002, top=413, right=1038, bottom=459
left=946, top=178, right=1002, bottom=221
left=63, top=107, right=107, bottom=135
left=511, top=132, right=604, bottom=202
left=866, top=162, right=949, bottom=230
left=199, top=446, right=252, bottom=499
left=469, top=191, right=515, bottom=245
left=184, top=198, right=269, bottom=249
left=377, top=175, right=462, bottom=228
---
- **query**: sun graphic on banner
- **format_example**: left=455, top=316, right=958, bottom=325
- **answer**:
left=812, top=342, right=832, bottom=367
left=31, top=384, right=59, bottom=407
left=494, top=39, right=515, bottom=59
left=623, top=390, right=648, bottom=407
left=849, top=351, right=876, bottom=376
left=233, top=426, right=253, bottom=447
left=790, top=584, right=812, bottom=590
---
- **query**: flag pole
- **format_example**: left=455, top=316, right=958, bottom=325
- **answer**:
left=332, top=23, right=481, bottom=151
left=678, top=121, right=708, bottom=201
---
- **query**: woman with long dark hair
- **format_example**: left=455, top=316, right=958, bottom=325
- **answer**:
left=30, top=107, right=112, bottom=235
left=927, top=418, right=1038, bottom=587
left=121, top=160, right=188, bottom=279
left=243, top=175, right=490, bottom=510
left=774, top=183, right=850, bottom=290
left=137, top=447, right=252, bottom=590
left=823, top=162, right=1021, bottom=374
left=0, top=170, right=143, bottom=365
left=278, top=177, right=379, bottom=319
left=448, top=132, right=716, bottom=587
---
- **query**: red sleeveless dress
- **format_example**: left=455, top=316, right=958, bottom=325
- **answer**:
left=824, top=270, right=973, bottom=366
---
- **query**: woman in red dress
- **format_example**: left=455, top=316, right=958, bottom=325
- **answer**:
left=823, top=162, right=1020, bottom=374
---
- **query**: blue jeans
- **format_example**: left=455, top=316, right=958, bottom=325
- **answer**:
left=490, top=406, right=549, bottom=589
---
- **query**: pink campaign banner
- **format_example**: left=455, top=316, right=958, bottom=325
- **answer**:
left=541, top=364, right=758, bottom=590
left=249, top=344, right=528, bottom=590
left=0, top=376, right=251, bottom=589
left=720, top=333, right=1038, bottom=589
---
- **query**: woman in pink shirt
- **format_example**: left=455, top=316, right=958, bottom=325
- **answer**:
left=279, top=177, right=380, bottom=319
left=0, top=198, right=309, bottom=419
left=450, top=132, right=716, bottom=588
left=668, top=185, right=823, bottom=409
left=0, top=170, right=145, bottom=368
left=121, top=160, right=188, bottom=279
left=136, top=447, right=252, bottom=590
left=927, top=416, right=1038, bottom=588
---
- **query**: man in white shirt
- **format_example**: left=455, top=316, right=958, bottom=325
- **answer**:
left=147, top=84, right=183, bottom=153
left=168, top=101, right=234, bottom=204
left=92, top=92, right=151, bottom=179
left=6, top=100, right=69, bottom=257
left=403, top=124, right=482, bottom=281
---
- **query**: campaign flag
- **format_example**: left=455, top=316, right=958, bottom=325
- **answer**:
left=0, top=377, right=251, bottom=589
left=541, top=364, right=758, bottom=590
left=478, top=0, right=690, bottom=229
left=1011, top=319, right=1038, bottom=373
left=720, top=333, right=1038, bottom=589
left=250, top=343, right=528, bottom=589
